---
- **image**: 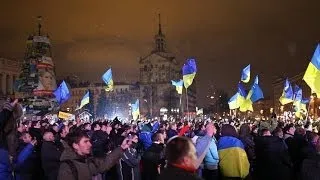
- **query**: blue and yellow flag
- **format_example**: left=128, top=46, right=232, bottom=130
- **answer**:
left=79, top=91, right=90, bottom=109
left=102, top=68, right=114, bottom=91
left=171, top=79, right=183, bottom=94
left=131, top=99, right=140, bottom=120
left=217, top=136, right=249, bottom=178
left=228, top=93, right=240, bottom=110
left=182, top=59, right=197, bottom=89
left=54, top=80, right=70, bottom=105
left=303, top=44, right=320, bottom=96
left=237, top=83, right=252, bottom=112
left=279, top=79, right=294, bottom=105
left=249, top=75, right=264, bottom=103
left=241, top=64, right=250, bottom=83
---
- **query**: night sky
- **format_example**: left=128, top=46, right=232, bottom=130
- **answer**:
left=1, top=1, right=320, bottom=106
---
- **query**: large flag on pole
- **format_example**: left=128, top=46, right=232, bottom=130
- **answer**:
left=102, top=68, right=114, bottom=91
left=279, top=78, right=294, bottom=105
left=131, top=99, right=140, bottom=120
left=171, top=79, right=183, bottom=94
left=303, top=44, right=320, bottom=96
left=53, top=80, right=70, bottom=105
left=79, top=91, right=90, bottom=109
left=241, top=64, right=250, bottom=83
left=182, top=59, right=197, bottom=89
left=249, top=75, right=264, bottom=103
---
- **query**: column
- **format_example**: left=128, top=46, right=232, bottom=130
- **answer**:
left=2, top=73, right=6, bottom=95
left=8, top=74, right=13, bottom=95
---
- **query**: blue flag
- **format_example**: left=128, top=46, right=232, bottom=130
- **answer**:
left=54, top=81, right=70, bottom=105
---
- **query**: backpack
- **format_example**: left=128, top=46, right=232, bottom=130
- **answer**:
left=61, top=160, right=78, bottom=180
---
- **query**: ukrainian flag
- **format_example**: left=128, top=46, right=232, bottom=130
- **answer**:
left=229, top=83, right=247, bottom=110
left=241, top=64, right=250, bottom=83
left=218, top=136, right=249, bottom=178
left=54, top=80, right=71, bottom=105
left=279, top=78, right=294, bottom=105
left=131, top=99, right=140, bottom=120
left=303, top=44, right=320, bottom=96
left=171, top=79, right=183, bottom=94
left=293, top=86, right=308, bottom=118
left=182, top=58, right=197, bottom=89
left=249, top=75, right=264, bottom=103
left=228, top=93, right=240, bottom=110
left=237, top=83, right=250, bottom=112
left=79, top=91, right=90, bottom=109
left=102, top=68, right=113, bottom=91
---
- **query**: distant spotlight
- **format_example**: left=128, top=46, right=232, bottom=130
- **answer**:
left=210, top=96, right=214, bottom=99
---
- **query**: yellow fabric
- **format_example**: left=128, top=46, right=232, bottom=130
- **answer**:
left=279, top=92, right=293, bottom=105
left=132, top=111, right=139, bottom=120
left=218, top=147, right=250, bottom=178
left=176, top=86, right=183, bottom=95
left=303, top=62, right=320, bottom=97
left=239, top=99, right=253, bottom=112
left=183, top=73, right=196, bottom=89
left=105, top=79, right=114, bottom=92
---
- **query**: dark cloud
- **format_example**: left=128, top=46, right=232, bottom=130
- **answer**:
left=1, top=1, right=320, bottom=106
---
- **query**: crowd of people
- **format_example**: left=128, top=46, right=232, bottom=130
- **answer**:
left=1, top=99, right=320, bottom=180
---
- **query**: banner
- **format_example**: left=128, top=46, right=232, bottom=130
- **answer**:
left=33, top=36, right=51, bottom=44
left=58, top=111, right=74, bottom=120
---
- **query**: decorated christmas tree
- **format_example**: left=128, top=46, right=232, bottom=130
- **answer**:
left=15, top=16, right=58, bottom=117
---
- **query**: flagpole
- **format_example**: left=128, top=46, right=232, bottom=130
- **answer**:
left=186, top=87, right=189, bottom=121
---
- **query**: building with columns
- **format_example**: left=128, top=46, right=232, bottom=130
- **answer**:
left=139, top=15, right=196, bottom=117
left=0, top=58, right=20, bottom=97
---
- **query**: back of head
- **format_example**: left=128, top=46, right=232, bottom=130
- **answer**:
left=165, top=136, right=195, bottom=165
left=239, top=123, right=251, bottom=138
left=221, top=124, right=238, bottom=138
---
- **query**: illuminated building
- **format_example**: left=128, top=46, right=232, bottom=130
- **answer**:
left=139, top=14, right=196, bottom=117
left=0, top=58, right=20, bottom=97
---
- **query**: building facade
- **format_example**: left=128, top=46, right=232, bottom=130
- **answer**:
left=0, top=58, right=20, bottom=97
left=61, top=82, right=139, bottom=120
left=139, top=15, right=196, bottom=117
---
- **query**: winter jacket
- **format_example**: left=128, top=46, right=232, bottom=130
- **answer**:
left=15, top=142, right=42, bottom=180
left=167, top=129, right=178, bottom=139
left=141, top=143, right=165, bottom=180
left=301, top=153, right=320, bottom=180
left=255, top=136, right=293, bottom=180
left=217, top=136, right=249, bottom=179
left=0, top=143, right=34, bottom=180
left=117, top=147, right=140, bottom=180
left=178, top=125, right=190, bottom=136
left=203, top=137, right=219, bottom=168
left=195, top=135, right=219, bottom=168
left=158, top=164, right=203, bottom=180
left=139, top=122, right=160, bottom=150
left=91, top=130, right=109, bottom=157
left=41, top=141, right=63, bottom=180
left=57, top=142, right=123, bottom=180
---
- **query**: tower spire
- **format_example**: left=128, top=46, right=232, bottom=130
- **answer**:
left=154, top=14, right=165, bottom=52
left=37, top=16, right=42, bottom=36
left=158, top=14, right=162, bottom=35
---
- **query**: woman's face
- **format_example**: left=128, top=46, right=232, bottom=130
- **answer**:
left=40, top=71, right=53, bottom=90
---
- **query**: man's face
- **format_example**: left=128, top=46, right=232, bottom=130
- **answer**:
left=73, top=137, right=92, bottom=156
left=22, top=133, right=32, bottom=144
left=44, top=132, right=55, bottom=142
left=289, top=127, right=295, bottom=135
